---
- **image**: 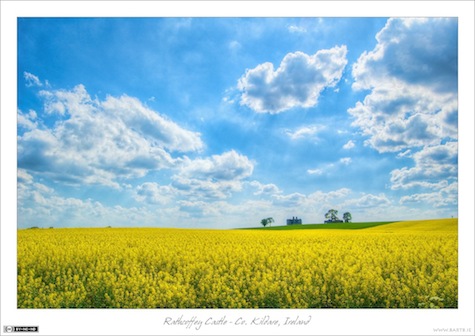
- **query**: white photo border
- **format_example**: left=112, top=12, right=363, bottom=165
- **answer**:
left=2, top=1, right=474, bottom=335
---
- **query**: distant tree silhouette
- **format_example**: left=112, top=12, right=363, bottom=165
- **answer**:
left=261, top=217, right=274, bottom=227
left=325, top=209, right=339, bottom=222
left=343, top=212, right=352, bottom=223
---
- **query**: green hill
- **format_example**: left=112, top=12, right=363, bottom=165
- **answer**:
left=244, top=218, right=457, bottom=232
left=243, top=221, right=395, bottom=230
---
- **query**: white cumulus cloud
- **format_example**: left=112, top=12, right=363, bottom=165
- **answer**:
left=172, top=150, right=254, bottom=200
left=18, top=84, right=204, bottom=187
left=177, top=150, right=253, bottom=181
left=24, top=72, right=43, bottom=87
left=390, top=142, right=458, bottom=190
left=343, top=140, right=355, bottom=150
left=348, top=18, right=458, bottom=204
left=352, top=18, right=457, bottom=93
left=18, top=109, right=38, bottom=130
left=238, top=45, right=348, bottom=113
left=307, top=168, right=324, bottom=176
left=344, top=193, right=391, bottom=209
left=248, top=181, right=282, bottom=196
left=399, top=182, right=457, bottom=207
left=349, top=18, right=458, bottom=154
left=134, top=182, right=175, bottom=205
left=286, top=125, right=325, bottom=140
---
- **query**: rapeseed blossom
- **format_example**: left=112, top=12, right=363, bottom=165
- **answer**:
left=17, top=220, right=457, bottom=308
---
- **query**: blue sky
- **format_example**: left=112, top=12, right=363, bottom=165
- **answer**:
left=17, top=17, right=459, bottom=228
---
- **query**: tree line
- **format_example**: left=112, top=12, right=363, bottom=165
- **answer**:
left=260, top=210, right=352, bottom=227
left=324, top=209, right=352, bottom=223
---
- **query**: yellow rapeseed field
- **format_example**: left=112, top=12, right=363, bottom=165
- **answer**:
left=17, top=219, right=457, bottom=308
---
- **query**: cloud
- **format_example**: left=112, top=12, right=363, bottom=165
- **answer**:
left=306, top=162, right=336, bottom=176
left=348, top=88, right=457, bottom=153
left=390, top=142, right=457, bottom=190
left=288, top=25, right=307, bottom=33
left=349, top=18, right=458, bottom=154
left=17, top=176, right=161, bottom=228
left=238, top=45, right=348, bottom=113
left=18, top=109, right=38, bottom=130
left=307, top=156, right=352, bottom=176
left=415, top=141, right=458, bottom=165
left=172, top=176, right=243, bottom=200
left=307, top=168, right=324, bottom=175
left=344, top=193, right=391, bottom=209
left=174, top=200, right=274, bottom=226
left=342, top=140, right=355, bottom=150
left=134, top=182, right=174, bottom=204
left=172, top=150, right=254, bottom=200
left=177, top=200, right=212, bottom=217
left=248, top=181, right=282, bottom=196
left=176, top=200, right=244, bottom=218
left=272, top=188, right=351, bottom=209
left=24, top=72, right=43, bottom=87
left=339, top=157, right=352, bottom=165
left=15, top=171, right=236, bottom=229
left=286, top=125, right=325, bottom=140
left=18, top=169, right=34, bottom=184
left=352, top=18, right=457, bottom=93
left=396, top=149, right=412, bottom=159
left=228, top=40, right=241, bottom=51
left=172, top=18, right=193, bottom=30
left=348, top=18, right=458, bottom=209
left=272, top=192, right=307, bottom=207
left=270, top=188, right=352, bottom=222
left=262, top=187, right=398, bottom=224
left=18, top=84, right=204, bottom=187
left=308, top=188, right=351, bottom=203
left=399, top=182, right=458, bottom=207
left=177, top=150, right=253, bottom=181
left=101, top=94, right=204, bottom=153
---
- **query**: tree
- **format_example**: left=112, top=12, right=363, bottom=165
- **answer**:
left=261, top=217, right=274, bottom=227
left=343, top=212, right=352, bottom=223
left=266, top=217, right=274, bottom=227
left=325, top=209, right=339, bottom=222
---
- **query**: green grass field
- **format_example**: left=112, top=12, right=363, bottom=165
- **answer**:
left=243, top=221, right=395, bottom=230
left=245, top=218, right=457, bottom=231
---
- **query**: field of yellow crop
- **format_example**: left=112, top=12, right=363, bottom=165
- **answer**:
left=17, top=219, right=457, bottom=308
